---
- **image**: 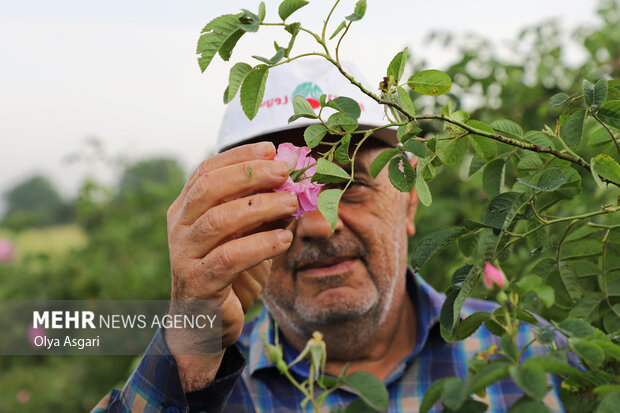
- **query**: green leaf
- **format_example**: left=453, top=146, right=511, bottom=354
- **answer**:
left=560, top=108, right=587, bottom=147
left=252, top=47, right=286, bottom=64
left=522, top=355, right=580, bottom=377
left=397, top=122, right=422, bottom=143
left=240, top=66, right=269, bottom=120
left=416, top=162, right=432, bottom=206
left=501, top=334, right=518, bottom=362
left=516, top=308, right=538, bottom=324
left=407, top=70, right=452, bottom=96
left=420, top=378, right=448, bottom=413
left=291, top=95, right=316, bottom=118
left=588, top=126, right=614, bottom=149
left=345, top=0, right=367, bottom=22
left=517, top=167, right=566, bottom=192
left=509, top=364, right=548, bottom=400
left=258, top=2, right=266, bottom=22
left=490, top=119, right=524, bottom=140
left=448, top=267, right=480, bottom=336
left=457, top=232, right=478, bottom=258
left=534, top=285, right=555, bottom=308
left=238, top=9, right=260, bottom=32
left=451, top=264, right=473, bottom=287
left=223, top=62, right=252, bottom=103
left=218, top=30, right=245, bottom=61
left=343, top=371, right=388, bottom=412
left=482, top=159, right=505, bottom=199
left=303, top=124, right=327, bottom=148
left=403, top=139, right=427, bottom=158
left=284, top=22, right=301, bottom=56
left=278, top=0, right=309, bottom=21
left=412, top=227, right=466, bottom=271
left=517, top=154, right=544, bottom=171
left=596, top=391, right=620, bottom=413
left=197, top=15, right=244, bottom=72
left=593, top=340, right=620, bottom=362
left=569, top=292, right=605, bottom=320
left=507, top=397, right=551, bottom=413
left=584, top=79, right=608, bottom=108
left=569, top=338, right=605, bottom=368
left=436, top=136, right=467, bottom=165
left=313, top=159, right=351, bottom=184
left=437, top=135, right=467, bottom=165
left=388, top=155, right=416, bottom=192
left=468, top=361, right=511, bottom=394
left=546, top=266, right=582, bottom=308
left=557, top=318, right=596, bottom=338
left=469, top=156, right=486, bottom=176
left=397, top=87, right=415, bottom=116
left=454, top=311, right=490, bottom=340
left=329, top=20, right=347, bottom=40
left=592, top=154, right=620, bottom=183
left=598, top=100, right=620, bottom=129
left=343, top=399, right=375, bottom=413
left=550, top=93, right=570, bottom=108
left=441, top=378, right=468, bottom=411
left=480, top=192, right=529, bottom=230
left=387, top=48, right=408, bottom=83
left=326, top=96, right=361, bottom=120
left=317, top=189, right=342, bottom=231
left=326, top=113, right=356, bottom=133
left=369, top=149, right=399, bottom=178
left=334, top=135, right=351, bottom=164
left=467, top=120, right=497, bottom=160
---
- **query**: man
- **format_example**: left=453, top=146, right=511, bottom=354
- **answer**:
left=94, top=59, right=565, bottom=412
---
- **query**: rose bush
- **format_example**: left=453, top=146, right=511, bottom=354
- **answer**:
left=196, top=1, right=620, bottom=412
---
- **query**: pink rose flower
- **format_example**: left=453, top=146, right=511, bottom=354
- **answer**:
left=483, top=262, right=506, bottom=289
left=0, top=239, right=16, bottom=263
left=273, top=143, right=323, bottom=218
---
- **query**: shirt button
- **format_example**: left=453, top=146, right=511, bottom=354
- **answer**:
left=164, top=407, right=180, bottom=413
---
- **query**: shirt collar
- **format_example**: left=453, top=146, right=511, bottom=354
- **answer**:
left=247, top=268, right=446, bottom=378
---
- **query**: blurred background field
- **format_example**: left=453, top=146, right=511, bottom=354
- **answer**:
left=1, top=0, right=619, bottom=410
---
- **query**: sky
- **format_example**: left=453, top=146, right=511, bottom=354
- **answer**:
left=0, top=0, right=598, bottom=209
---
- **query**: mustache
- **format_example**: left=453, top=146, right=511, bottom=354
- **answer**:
left=287, top=236, right=368, bottom=271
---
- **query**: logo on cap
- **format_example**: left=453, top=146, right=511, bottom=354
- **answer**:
left=292, top=82, right=324, bottom=109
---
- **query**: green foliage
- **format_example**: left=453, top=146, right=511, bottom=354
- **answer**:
left=2, top=176, right=73, bottom=230
left=240, top=65, right=269, bottom=120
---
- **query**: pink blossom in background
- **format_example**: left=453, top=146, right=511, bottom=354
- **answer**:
left=483, top=262, right=506, bottom=289
left=0, top=238, right=16, bottom=263
left=273, top=143, right=323, bottom=218
left=27, top=323, right=46, bottom=347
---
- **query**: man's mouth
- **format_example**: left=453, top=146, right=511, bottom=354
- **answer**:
left=296, top=256, right=357, bottom=278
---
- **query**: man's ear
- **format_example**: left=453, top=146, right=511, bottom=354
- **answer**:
left=406, top=157, right=419, bottom=237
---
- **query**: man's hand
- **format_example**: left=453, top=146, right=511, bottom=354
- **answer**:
left=164, top=142, right=297, bottom=391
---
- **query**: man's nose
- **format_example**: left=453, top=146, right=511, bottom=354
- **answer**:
left=295, top=208, right=343, bottom=240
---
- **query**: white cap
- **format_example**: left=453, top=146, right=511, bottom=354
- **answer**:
left=216, top=58, right=396, bottom=152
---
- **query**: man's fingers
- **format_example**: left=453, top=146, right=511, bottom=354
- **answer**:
left=180, top=160, right=290, bottom=226
left=168, top=142, right=277, bottom=219
left=185, top=192, right=297, bottom=257
left=232, top=271, right=263, bottom=313
left=196, top=229, right=293, bottom=293
left=183, top=142, right=276, bottom=199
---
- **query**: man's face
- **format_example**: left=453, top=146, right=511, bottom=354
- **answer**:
left=262, top=138, right=418, bottom=335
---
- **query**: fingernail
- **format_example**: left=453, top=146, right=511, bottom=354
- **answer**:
left=279, top=192, right=298, bottom=208
left=277, top=230, right=293, bottom=244
left=270, top=162, right=289, bottom=179
left=254, top=142, right=274, bottom=158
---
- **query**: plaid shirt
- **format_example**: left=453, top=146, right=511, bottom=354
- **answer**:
left=92, top=270, right=566, bottom=413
